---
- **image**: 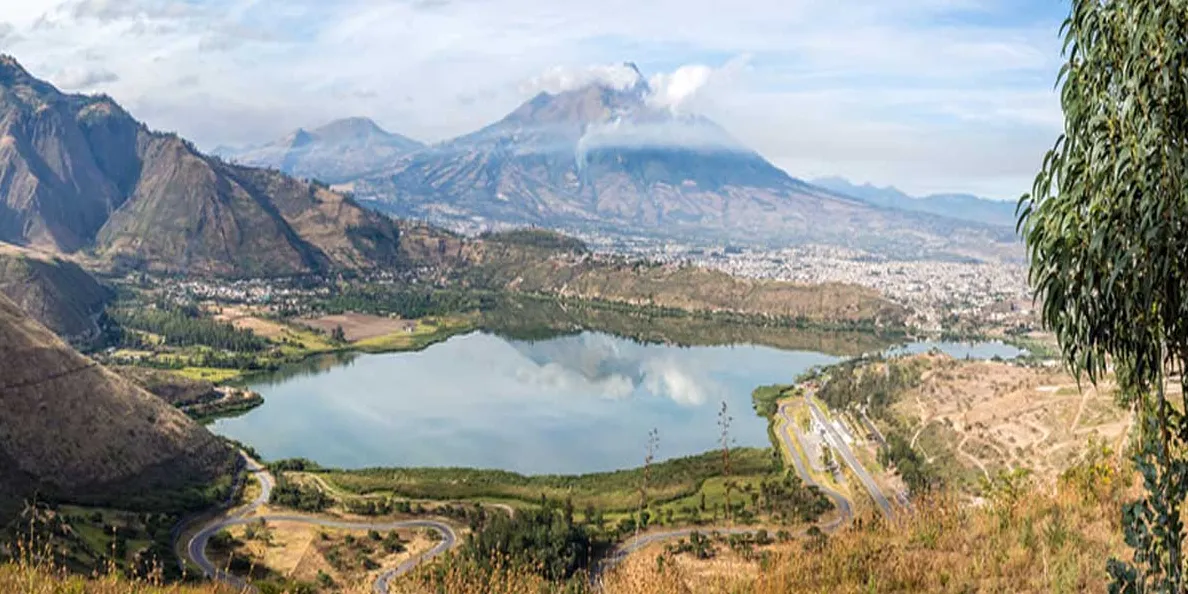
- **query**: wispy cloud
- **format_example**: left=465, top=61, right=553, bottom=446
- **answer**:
left=2, top=0, right=1067, bottom=198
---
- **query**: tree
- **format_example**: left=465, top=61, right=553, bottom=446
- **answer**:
left=637, top=428, right=659, bottom=539
left=331, top=325, right=347, bottom=343
left=1019, top=2, right=1188, bottom=591
left=718, top=402, right=735, bottom=521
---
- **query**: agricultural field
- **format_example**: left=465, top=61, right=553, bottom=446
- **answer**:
left=296, top=313, right=420, bottom=343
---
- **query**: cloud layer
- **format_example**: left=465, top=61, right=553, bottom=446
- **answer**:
left=1, top=0, right=1067, bottom=198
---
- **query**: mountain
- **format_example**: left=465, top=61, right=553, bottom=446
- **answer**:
left=0, top=242, right=111, bottom=347
left=354, top=64, right=1018, bottom=260
left=0, top=292, right=235, bottom=521
left=0, top=56, right=403, bottom=277
left=218, top=117, right=424, bottom=183
left=812, top=177, right=1020, bottom=229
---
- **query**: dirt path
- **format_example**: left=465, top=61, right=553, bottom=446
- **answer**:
left=957, top=436, right=991, bottom=481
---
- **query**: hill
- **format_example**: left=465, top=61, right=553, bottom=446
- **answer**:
left=395, top=224, right=908, bottom=326
left=0, top=242, right=111, bottom=347
left=0, top=56, right=402, bottom=277
left=217, top=117, right=424, bottom=183
left=0, top=293, right=236, bottom=523
left=355, top=64, right=1018, bottom=260
left=812, top=176, right=1020, bottom=229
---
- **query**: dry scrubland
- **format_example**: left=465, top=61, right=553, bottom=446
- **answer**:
left=895, top=356, right=1133, bottom=488
left=380, top=448, right=1130, bottom=594
left=211, top=521, right=434, bottom=594
left=0, top=458, right=1132, bottom=594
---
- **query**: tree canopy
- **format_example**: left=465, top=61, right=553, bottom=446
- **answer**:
left=1019, top=1, right=1188, bottom=590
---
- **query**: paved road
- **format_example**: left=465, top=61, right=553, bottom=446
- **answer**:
left=776, top=402, right=853, bottom=527
left=182, top=453, right=457, bottom=594
left=803, top=396, right=894, bottom=520
left=596, top=405, right=857, bottom=580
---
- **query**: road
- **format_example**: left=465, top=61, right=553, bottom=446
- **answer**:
left=181, top=453, right=458, bottom=594
left=596, top=405, right=858, bottom=580
left=776, top=402, right=853, bottom=527
left=802, top=395, right=895, bottom=520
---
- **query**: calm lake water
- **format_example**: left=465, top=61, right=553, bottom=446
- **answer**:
left=210, top=332, right=1022, bottom=475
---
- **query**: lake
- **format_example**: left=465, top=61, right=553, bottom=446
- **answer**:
left=210, top=331, right=1021, bottom=475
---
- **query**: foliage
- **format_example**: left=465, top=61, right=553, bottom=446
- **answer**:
left=879, top=433, right=940, bottom=494
left=110, top=305, right=268, bottom=352
left=459, top=497, right=596, bottom=582
left=479, top=229, right=589, bottom=253
left=319, top=287, right=493, bottom=319
left=816, top=357, right=922, bottom=416
left=321, top=448, right=777, bottom=512
left=268, top=474, right=331, bottom=512
left=1018, top=1, right=1188, bottom=591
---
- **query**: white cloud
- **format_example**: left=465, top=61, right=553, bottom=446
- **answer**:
left=526, top=63, right=645, bottom=95
left=642, top=358, right=716, bottom=407
left=51, top=65, right=118, bottom=89
left=0, top=0, right=1066, bottom=198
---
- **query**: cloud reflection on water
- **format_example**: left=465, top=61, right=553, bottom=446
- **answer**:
left=510, top=333, right=722, bottom=407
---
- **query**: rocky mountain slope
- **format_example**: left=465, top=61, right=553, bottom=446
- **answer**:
left=812, top=177, right=1020, bottom=229
left=0, top=56, right=402, bottom=277
left=0, top=242, right=111, bottom=347
left=0, top=293, right=235, bottom=522
left=354, top=64, right=1018, bottom=260
left=217, top=117, right=423, bottom=183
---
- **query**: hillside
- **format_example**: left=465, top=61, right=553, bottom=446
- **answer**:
left=0, top=242, right=111, bottom=347
left=813, top=177, right=1020, bottom=229
left=0, top=56, right=402, bottom=277
left=0, top=293, right=235, bottom=523
left=464, top=235, right=907, bottom=326
left=355, top=64, right=1018, bottom=260
left=218, top=117, right=424, bottom=183
left=392, top=225, right=906, bottom=325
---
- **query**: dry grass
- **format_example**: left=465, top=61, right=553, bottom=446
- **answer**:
left=894, top=356, right=1133, bottom=488
left=296, top=313, right=418, bottom=343
left=3, top=453, right=1136, bottom=594
left=382, top=447, right=1131, bottom=594
left=0, top=565, right=233, bottom=593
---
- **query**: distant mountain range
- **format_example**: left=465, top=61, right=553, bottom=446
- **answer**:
left=0, top=56, right=403, bottom=277
left=215, top=117, right=424, bottom=183
left=811, top=177, right=1020, bottom=229
left=332, top=63, right=1016, bottom=260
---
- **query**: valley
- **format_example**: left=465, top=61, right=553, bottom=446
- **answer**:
left=0, top=9, right=1154, bottom=591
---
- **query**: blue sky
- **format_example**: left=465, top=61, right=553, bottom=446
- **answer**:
left=0, top=0, right=1070, bottom=199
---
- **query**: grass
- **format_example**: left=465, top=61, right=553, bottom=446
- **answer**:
left=312, top=449, right=776, bottom=513
left=5, top=449, right=1135, bottom=594
left=354, top=315, right=475, bottom=352
left=174, top=368, right=244, bottom=383
left=384, top=448, right=1132, bottom=594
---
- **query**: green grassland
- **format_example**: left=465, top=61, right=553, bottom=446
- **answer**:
left=310, top=449, right=777, bottom=512
left=354, top=315, right=475, bottom=352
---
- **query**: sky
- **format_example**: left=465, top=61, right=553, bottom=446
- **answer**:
left=0, top=0, right=1069, bottom=200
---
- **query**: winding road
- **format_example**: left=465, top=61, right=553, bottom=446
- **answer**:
left=776, top=402, right=854, bottom=526
left=185, top=394, right=883, bottom=590
left=180, top=453, right=458, bottom=594
left=595, top=400, right=858, bottom=579
left=803, top=394, right=895, bottom=520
